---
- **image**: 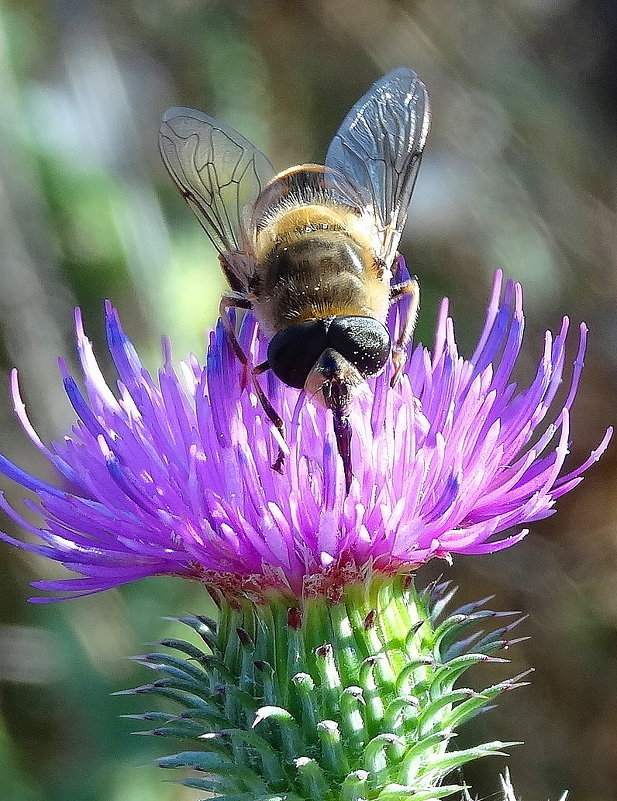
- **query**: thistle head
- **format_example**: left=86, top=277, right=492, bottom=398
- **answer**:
left=0, top=270, right=610, bottom=602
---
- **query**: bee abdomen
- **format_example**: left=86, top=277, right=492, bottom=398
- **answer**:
left=254, top=231, right=390, bottom=330
left=265, top=235, right=365, bottom=284
left=276, top=276, right=367, bottom=324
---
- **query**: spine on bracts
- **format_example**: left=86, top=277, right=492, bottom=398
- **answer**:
left=122, top=578, right=526, bottom=801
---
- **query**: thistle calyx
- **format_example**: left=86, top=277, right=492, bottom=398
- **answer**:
left=127, top=577, right=523, bottom=800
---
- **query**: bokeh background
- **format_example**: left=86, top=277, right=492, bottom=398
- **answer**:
left=0, top=1, right=616, bottom=799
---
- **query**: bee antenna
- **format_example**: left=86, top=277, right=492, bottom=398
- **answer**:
left=332, top=408, right=353, bottom=494
left=307, top=384, right=324, bottom=405
left=291, top=390, right=307, bottom=429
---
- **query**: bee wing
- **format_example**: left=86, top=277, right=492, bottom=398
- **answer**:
left=159, top=107, right=275, bottom=290
left=325, top=67, right=430, bottom=267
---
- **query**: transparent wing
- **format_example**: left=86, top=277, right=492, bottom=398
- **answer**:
left=326, top=67, right=430, bottom=266
left=159, top=107, right=275, bottom=289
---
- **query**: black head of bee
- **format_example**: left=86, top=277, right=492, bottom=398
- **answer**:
left=267, top=316, right=391, bottom=391
left=325, top=316, right=391, bottom=380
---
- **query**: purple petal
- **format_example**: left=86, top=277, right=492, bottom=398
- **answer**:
left=0, top=274, right=610, bottom=601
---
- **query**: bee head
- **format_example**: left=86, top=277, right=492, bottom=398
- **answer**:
left=267, top=316, right=391, bottom=406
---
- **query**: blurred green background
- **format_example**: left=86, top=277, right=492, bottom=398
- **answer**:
left=0, top=0, right=616, bottom=799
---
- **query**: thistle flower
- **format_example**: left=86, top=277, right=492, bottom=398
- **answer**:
left=0, top=270, right=608, bottom=801
left=0, top=269, right=609, bottom=602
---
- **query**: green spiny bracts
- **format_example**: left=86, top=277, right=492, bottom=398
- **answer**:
left=122, top=577, right=526, bottom=801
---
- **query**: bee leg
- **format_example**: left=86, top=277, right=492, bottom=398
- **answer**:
left=389, top=276, right=420, bottom=388
left=252, top=361, right=286, bottom=474
left=219, top=293, right=254, bottom=390
left=219, top=296, right=286, bottom=471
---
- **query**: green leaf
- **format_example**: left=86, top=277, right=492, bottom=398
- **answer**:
left=420, top=741, right=521, bottom=775
left=376, top=783, right=464, bottom=801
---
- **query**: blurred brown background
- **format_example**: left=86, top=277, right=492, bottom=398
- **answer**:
left=0, top=1, right=616, bottom=799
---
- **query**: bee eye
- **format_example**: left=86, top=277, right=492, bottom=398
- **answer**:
left=326, top=316, right=391, bottom=378
left=267, top=321, right=329, bottom=389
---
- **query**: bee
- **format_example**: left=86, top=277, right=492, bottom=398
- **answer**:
left=159, top=67, right=430, bottom=491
